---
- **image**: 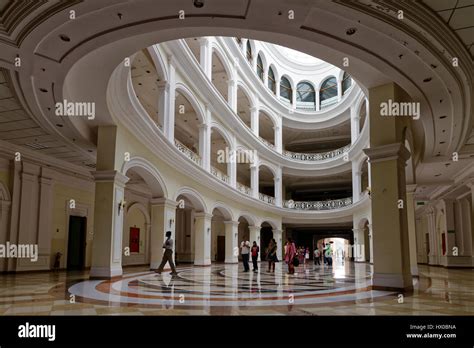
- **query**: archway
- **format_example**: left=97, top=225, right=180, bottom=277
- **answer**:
left=258, top=164, right=275, bottom=203
left=236, top=84, right=253, bottom=128
left=258, top=111, right=275, bottom=147
left=211, top=205, right=233, bottom=262
left=211, top=49, right=230, bottom=101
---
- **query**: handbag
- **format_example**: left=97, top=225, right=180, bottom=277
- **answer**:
left=292, top=257, right=299, bottom=266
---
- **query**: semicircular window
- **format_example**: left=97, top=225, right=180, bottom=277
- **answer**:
left=280, top=76, right=292, bottom=104
left=342, top=72, right=352, bottom=95
left=257, top=54, right=264, bottom=81
left=268, top=67, right=276, bottom=94
left=320, top=77, right=338, bottom=108
left=296, top=82, right=316, bottom=110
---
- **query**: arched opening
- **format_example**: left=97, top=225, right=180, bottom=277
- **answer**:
left=210, top=126, right=231, bottom=183
left=211, top=207, right=231, bottom=262
left=246, top=40, right=253, bottom=63
left=359, top=99, right=367, bottom=133
left=175, top=191, right=206, bottom=263
left=258, top=111, right=275, bottom=147
left=296, top=81, right=316, bottom=110
left=342, top=72, right=352, bottom=95
left=237, top=216, right=251, bottom=260
left=279, top=76, right=292, bottom=104
left=320, top=76, right=338, bottom=108
left=260, top=222, right=274, bottom=261
left=183, top=37, right=200, bottom=62
left=361, top=220, right=371, bottom=262
left=236, top=148, right=252, bottom=194
left=174, top=90, right=203, bottom=163
left=236, top=85, right=252, bottom=128
left=259, top=165, right=275, bottom=204
left=257, top=53, right=264, bottom=81
left=131, top=49, right=163, bottom=128
left=211, top=50, right=229, bottom=101
left=267, top=66, right=276, bottom=94
left=361, top=159, right=369, bottom=193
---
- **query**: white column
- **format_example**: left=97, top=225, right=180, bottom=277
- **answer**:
left=368, top=224, right=374, bottom=263
left=454, top=200, right=464, bottom=255
left=157, top=81, right=170, bottom=131
left=229, top=147, right=237, bottom=188
left=274, top=118, right=282, bottom=153
left=461, top=198, right=472, bottom=256
left=350, top=105, right=360, bottom=144
left=248, top=225, right=261, bottom=261
left=427, top=210, right=437, bottom=264
left=276, top=78, right=280, bottom=99
left=250, top=164, right=259, bottom=199
left=224, top=221, right=239, bottom=263
left=272, top=229, right=283, bottom=261
left=337, top=79, right=342, bottom=101
left=406, top=185, right=419, bottom=276
left=250, top=106, right=259, bottom=136
left=291, top=86, right=297, bottom=108
left=199, top=123, right=211, bottom=171
left=194, top=212, right=213, bottom=266
left=164, top=58, right=176, bottom=141
left=199, top=37, right=212, bottom=79
left=227, top=79, right=237, bottom=112
left=316, top=89, right=320, bottom=111
left=351, top=160, right=361, bottom=202
left=274, top=167, right=282, bottom=207
left=150, top=198, right=177, bottom=269
left=90, top=171, right=129, bottom=278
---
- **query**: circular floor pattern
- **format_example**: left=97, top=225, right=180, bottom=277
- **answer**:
left=69, top=263, right=395, bottom=307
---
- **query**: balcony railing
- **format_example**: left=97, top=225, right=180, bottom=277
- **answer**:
left=259, top=193, right=275, bottom=205
left=259, top=137, right=275, bottom=149
left=174, top=139, right=202, bottom=166
left=237, top=183, right=252, bottom=196
left=284, top=197, right=352, bottom=210
left=283, top=145, right=350, bottom=161
left=211, top=166, right=230, bottom=184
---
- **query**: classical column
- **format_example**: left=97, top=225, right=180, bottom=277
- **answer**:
left=250, top=106, right=259, bottom=136
left=194, top=212, right=213, bottom=266
left=460, top=198, right=472, bottom=256
left=164, top=58, right=176, bottom=141
left=248, top=225, right=261, bottom=261
left=157, top=81, right=170, bottom=131
left=406, top=184, right=419, bottom=276
left=337, top=79, right=343, bottom=101
left=199, top=123, right=211, bottom=171
left=427, top=209, right=438, bottom=265
left=149, top=198, right=177, bottom=269
left=37, top=174, right=54, bottom=268
left=274, top=120, right=282, bottom=153
left=274, top=167, right=282, bottom=207
left=227, top=79, right=237, bottom=112
left=350, top=104, right=360, bottom=144
left=291, top=87, right=297, bottom=108
left=315, top=89, right=320, bottom=111
left=351, top=160, right=361, bottom=202
left=224, top=221, right=239, bottom=263
left=444, top=199, right=457, bottom=257
left=368, top=224, right=374, bottom=263
left=199, top=37, right=212, bottom=79
left=272, top=229, right=283, bottom=261
left=454, top=199, right=464, bottom=255
left=250, top=164, right=259, bottom=199
left=352, top=228, right=363, bottom=261
left=90, top=170, right=129, bottom=278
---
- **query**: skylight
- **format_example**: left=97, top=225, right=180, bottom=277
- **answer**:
left=273, top=44, right=323, bottom=65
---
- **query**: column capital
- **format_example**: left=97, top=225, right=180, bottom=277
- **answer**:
left=92, top=170, right=129, bottom=187
left=248, top=225, right=261, bottom=232
left=224, top=220, right=239, bottom=227
left=406, top=184, right=417, bottom=194
left=156, top=80, right=170, bottom=91
left=363, top=143, right=411, bottom=164
left=194, top=212, right=213, bottom=220
left=250, top=106, right=258, bottom=113
left=272, top=228, right=283, bottom=234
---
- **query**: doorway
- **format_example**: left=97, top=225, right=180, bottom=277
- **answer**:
left=67, top=216, right=86, bottom=270
left=216, top=236, right=225, bottom=262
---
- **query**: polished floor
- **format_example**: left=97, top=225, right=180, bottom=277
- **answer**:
left=0, top=261, right=473, bottom=315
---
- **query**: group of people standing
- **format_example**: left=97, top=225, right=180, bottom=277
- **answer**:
left=240, top=238, right=279, bottom=273
left=313, top=242, right=333, bottom=266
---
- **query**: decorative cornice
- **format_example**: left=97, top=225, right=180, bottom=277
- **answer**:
left=363, top=143, right=410, bottom=164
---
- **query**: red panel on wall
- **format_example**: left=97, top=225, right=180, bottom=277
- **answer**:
left=130, top=227, right=140, bottom=253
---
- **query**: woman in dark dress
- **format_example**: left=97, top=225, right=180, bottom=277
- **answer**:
left=266, top=238, right=278, bottom=272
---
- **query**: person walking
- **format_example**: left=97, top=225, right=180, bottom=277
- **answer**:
left=251, top=241, right=259, bottom=272
left=305, top=247, right=310, bottom=265
left=240, top=240, right=251, bottom=272
left=325, top=242, right=333, bottom=266
left=155, top=231, right=178, bottom=276
left=284, top=237, right=297, bottom=274
left=314, top=248, right=320, bottom=266
left=266, top=238, right=277, bottom=272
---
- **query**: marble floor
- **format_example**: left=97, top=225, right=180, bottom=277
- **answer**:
left=0, top=261, right=473, bottom=315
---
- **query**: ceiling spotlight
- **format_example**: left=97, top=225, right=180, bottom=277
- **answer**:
left=193, top=0, right=204, bottom=8
left=59, top=34, right=70, bottom=42
left=346, top=28, right=357, bottom=36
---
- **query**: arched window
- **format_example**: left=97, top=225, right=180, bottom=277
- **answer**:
left=296, top=82, right=316, bottom=110
left=280, top=76, right=292, bottom=104
left=268, top=67, right=276, bottom=94
left=257, top=54, right=264, bottom=81
left=319, top=77, right=338, bottom=108
left=246, top=41, right=253, bottom=63
left=342, top=72, right=352, bottom=95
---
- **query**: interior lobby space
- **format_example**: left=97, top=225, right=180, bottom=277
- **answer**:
left=0, top=0, right=473, bottom=318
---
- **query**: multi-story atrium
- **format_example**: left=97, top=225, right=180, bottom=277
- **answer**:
left=0, top=0, right=473, bottom=323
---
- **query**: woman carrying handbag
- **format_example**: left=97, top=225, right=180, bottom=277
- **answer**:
left=284, top=237, right=297, bottom=274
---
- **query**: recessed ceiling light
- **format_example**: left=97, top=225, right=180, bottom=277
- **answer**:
left=423, top=77, right=432, bottom=83
left=193, top=0, right=204, bottom=8
left=346, top=28, right=357, bottom=36
left=59, top=34, right=70, bottom=42
left=439, top=115, right=447, bottom=119
left=39, top=88, right=47, bottom=93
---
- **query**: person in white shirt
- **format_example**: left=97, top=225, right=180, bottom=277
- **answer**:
left=240, top=240, right=251, bottom=272
left=155, top=231, right=178, bottom=276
